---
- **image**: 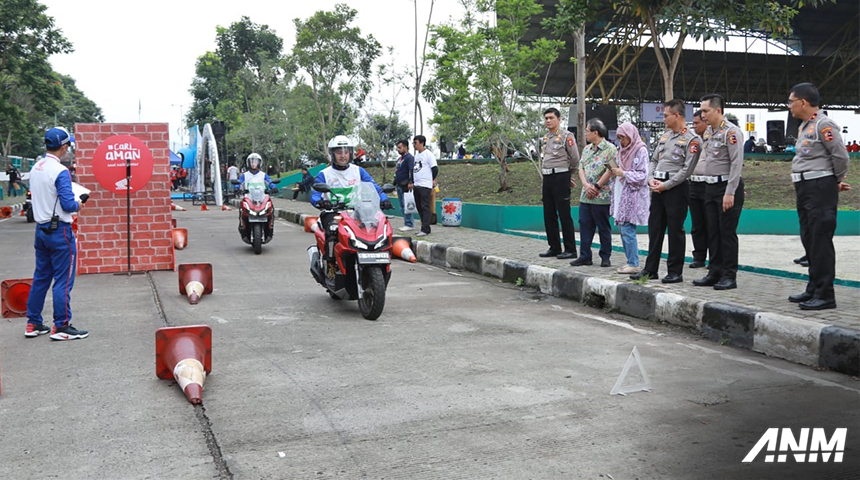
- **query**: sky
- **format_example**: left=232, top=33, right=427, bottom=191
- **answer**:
left=42, top=0, right=860, bottom=152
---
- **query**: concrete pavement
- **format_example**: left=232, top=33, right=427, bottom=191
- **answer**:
left=1, top=208, right=859, bottom=478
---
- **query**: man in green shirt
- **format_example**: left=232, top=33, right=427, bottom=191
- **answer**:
left=571, top=119, right=615, bottom=267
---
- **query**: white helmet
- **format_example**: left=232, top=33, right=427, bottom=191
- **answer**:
left=327, top=135, right=354, bottom=169
left=246, top=153, right=263, bottom=171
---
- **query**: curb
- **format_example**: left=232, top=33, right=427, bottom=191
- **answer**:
left=270, top=205, right=860, bottom=376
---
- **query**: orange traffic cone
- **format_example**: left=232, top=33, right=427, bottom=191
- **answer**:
left=19, top=208, right=26, bottom=216
left=171, top=218, right=177, bottom=228
left=304, top=216, right=319, bottom=233
left=1, top=278, right=32, bottom=318
left=0, top=206, right=11, bottom=218
left=178, top=263, right=212, bottom=305
left=156, top=325, right=212, bottom=405
left=171, top=203, right=186, bottom=211
left=392, top=239, right=417, bottom=263
left=200, top=204, right=208, bottom=211
left=173, top=228, right=188, bottom=250
left=221, top=205, right=232, bottom=211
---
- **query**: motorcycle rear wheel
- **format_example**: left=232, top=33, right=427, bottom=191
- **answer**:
left=358, top=267, right=386, bottom=320
left=252, top=224, right=262, bottom=254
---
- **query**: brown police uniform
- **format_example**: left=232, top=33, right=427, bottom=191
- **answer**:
left=541, top=129, right=581, bottom=255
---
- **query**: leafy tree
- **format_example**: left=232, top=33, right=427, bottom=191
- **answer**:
left=424, top=0, right=564, bottom=192
left=358, top=112, right=412, bottom=182
left=289, top=4, right=381, bottom=157
left=0, top=0, right=72, bottom=162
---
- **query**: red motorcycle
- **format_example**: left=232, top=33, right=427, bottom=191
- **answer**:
left=233, top=179, right=280, bottom=254
left=307, top=181, right=396, bottom=320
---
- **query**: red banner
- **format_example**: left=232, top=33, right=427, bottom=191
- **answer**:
left=92, top=135, right=154, bottom=194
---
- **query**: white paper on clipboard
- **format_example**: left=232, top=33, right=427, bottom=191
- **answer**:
left=71, top=182, right=91, bottom=202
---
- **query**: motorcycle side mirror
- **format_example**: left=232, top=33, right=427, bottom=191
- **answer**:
left=230, top=179, right=241, bottom=185
left=271, top=179, right=281, bottom=185
left=381, top=183, right=396, bottom=194
left=313, top=183, right=331, bottom=193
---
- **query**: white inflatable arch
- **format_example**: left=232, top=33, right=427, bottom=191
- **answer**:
left=194, top=123, right=224, bottom=206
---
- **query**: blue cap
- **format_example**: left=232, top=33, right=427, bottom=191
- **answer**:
left=45, top=127, right=75, bottom=149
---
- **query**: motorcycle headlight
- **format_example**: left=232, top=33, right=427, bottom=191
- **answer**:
left=343, top=226, right=368, bottom=250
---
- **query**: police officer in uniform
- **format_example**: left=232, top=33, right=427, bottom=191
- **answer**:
left=25, top=127, right=89, bottom=340
left=539, top=107, right=580, bottom=259
left=630, top=99, right=701, bottom=283
left=688, top=110, right=710, bottom=269
left=693, top=94, right=744, bottom=290
left=786, top=83, right=850, bottom=310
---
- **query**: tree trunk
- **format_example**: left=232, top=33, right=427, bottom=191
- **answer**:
left=574, top=25, right=586, bottom=150
left=493, top=144, right=510, bottom=192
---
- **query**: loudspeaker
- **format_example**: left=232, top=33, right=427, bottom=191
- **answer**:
left=767, top=120, right=785, bottom=147
left=211, top=120, right=226, bottom=139
left=567, top=103, right=619, bottom=130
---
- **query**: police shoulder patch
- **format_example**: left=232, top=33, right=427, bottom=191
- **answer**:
left=728, top=132, right=738, bottom=145
left=567, top=137, right=575, bottom=147
left=821, top=126, right=834, bottom=142
left=689, top=141, right=700, bottom=154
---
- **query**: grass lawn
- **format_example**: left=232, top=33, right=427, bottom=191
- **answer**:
left=363, top=158, right=860, bottom=210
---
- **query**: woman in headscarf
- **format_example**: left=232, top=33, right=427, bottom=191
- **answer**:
left=608, top=122, right=650, bottom=274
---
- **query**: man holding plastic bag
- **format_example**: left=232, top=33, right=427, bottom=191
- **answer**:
left=394, top=140, right=416, bottom=231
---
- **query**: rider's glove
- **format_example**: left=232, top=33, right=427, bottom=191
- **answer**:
left=380, top=200, right=393, bottom=211
left=319, top=199, right=332, bottom=210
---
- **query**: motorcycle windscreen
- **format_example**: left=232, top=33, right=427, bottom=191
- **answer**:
left=247, top=183, right=266, bottom=203
left=350, top=182, right=384, bottom=229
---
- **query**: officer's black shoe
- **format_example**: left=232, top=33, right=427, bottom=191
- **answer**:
left=689, top=260, right=706, bottom=269
left=661, top=273, right=683, bottom=284
left=799, top=259, right=810, bottom=267
left=630, top=271, right=656, bottom=281
left=570, top=258, right=593, bottom=267
left=558, top=252, right=576, bottom=260
left=713, top=278, right=737, bottom=290
left=600, top=259, right=611, bottom=267
left=788, top=292, right=814, bottom=303
left=539, top=249, right=561, bottom=258
left=692, top=275, right=718, bottom=287
left=799, top=298, right=836, bottom=310
left=793, top=255, right=808, bottom=265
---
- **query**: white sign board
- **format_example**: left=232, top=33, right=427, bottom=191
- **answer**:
left=641, top=103, right=696, bottom=122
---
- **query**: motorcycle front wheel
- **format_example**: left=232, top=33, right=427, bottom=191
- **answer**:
left=358, top=266, right=386, bottom=320
left=252, top=223, right=262, bottom=254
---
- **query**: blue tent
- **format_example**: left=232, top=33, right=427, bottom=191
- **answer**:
left=169, top=150, right=182, bottom=166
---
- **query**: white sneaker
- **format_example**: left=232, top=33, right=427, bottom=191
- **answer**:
left=398, top=226, right=414, bottom=232
left=616, top=265, right=640, bottom=274
left=415, top=232, right=429, bottom=237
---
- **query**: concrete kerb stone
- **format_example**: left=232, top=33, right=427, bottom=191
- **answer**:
left=702, top=302, right=758, bottom=350
left=655, top=292, right=705, bottom=330
left=482, top=255, right=506, bottom=279
left=819, top=326, right=860, bottom=376
left=272, top=205, right=860, bottom=376
left=446, top=247, right=467, bottom=270
left=753, top=312, right=824, bottom=367
left=526, top=265, right=555, bottom=294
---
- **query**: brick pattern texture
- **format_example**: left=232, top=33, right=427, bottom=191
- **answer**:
left=74, top=123, right=174, bottom=274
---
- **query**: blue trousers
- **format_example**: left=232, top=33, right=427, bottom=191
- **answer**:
left=396, top=185, right=414, bottom=227
left=578, top=203, right=612, bottom=262
left=27, top=222, right=77, bottom=328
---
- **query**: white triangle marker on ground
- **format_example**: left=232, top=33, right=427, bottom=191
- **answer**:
left=610, top=346, right=652, bottom=396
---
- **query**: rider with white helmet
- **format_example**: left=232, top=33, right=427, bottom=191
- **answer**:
left=310, top=135, right=391, bottom=210
left=237, top=152, right=278, bottom=243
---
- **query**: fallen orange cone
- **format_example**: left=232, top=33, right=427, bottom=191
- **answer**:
left=173, top=228, right=188, bottom=250
left=304, top=216, right=318, bottom=233
left=156, top=325, right=212, bottom=405
left=221, top=205, right=232, bottom=211
left=1, top=278, right=32, bottom=318
left=171, top=203, right=186, bottom=211
left=0, top=206, right=11, bottom=218
left=178, top=263, right=212, bottom=305
left=392, top=239, right=417, bottom=263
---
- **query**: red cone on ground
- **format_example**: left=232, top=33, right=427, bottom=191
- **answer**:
left=0, top=206, right=11, bottom=218
left=156, top=325, right=212, bottom=405
left=1, top=278, right=32, bottom=318
left=173, top=228, right=188, bottom=250
left=171, top=203, right=187, bottom=211
left=304, top=216, right=319, bottom=233
left=19, top=209, right=25, bottom=216
left=200, top=204, right=208, bottom=211
left=178, top=263, right=213, bottom=305
left=221, top=205, right=232, bottom=211
left=392, top=239, right=417, bottom=263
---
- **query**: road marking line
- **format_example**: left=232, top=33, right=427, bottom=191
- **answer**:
left=574, top=312, right=659, bottom=336
left=679, top=342, right=860, bottom=394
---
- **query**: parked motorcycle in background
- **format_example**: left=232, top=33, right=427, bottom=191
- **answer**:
left=307, top=181, right=396, bottom=320
left=232, top=179, right=280, bottom=254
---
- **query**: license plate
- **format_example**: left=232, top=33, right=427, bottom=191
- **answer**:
left=248, top=216, right=268, bottom=222
left=357, top=252, right=391, bottom=265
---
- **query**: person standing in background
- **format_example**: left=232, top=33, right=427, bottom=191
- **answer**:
left=571, top=118, right=615, bottom=268
left=538, top=108, right=579, bottom=260
left=607, top=122, right=650, bottom=275
left=688, top=110, right=710, bottom=269
left=394, top=140, right=415, bottom=231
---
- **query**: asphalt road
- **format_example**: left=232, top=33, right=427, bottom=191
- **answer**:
left=0, top=210, right=858, bottom=479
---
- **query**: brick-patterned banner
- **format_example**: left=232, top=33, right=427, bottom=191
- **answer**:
left=74, top=123, right=175, bottom=274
